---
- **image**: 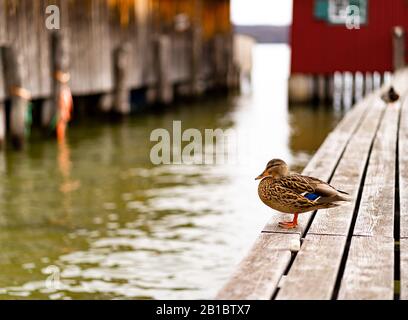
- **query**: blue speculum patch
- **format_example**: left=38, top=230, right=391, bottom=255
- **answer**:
left=304, top=193, right=320, bottom=201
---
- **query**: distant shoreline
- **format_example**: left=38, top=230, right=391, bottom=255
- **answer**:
left=233, top=25, right=290, bottom=44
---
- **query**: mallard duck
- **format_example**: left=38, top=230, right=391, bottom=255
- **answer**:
left=255, top=159, right=350, bottom=229
left=381, top=86, right=399, bottom=103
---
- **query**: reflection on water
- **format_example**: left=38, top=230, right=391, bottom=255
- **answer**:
left=0, top=45, right=343, bottom=299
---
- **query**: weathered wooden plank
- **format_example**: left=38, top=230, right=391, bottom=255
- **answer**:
left=0, top=0, right=6, bottom=45
left=23, top=0, right=40, bottom=96
left=89, top=0, right=112, bottom=94
left=276, top=234, right=346, bottom=300
left=69, top=1, right=92, bottom=95
left=399, top=91, right=408, bottom=238
left=2, top=46, right=29, bottom=148
left=398, top=73, right=408, bottom=299
left=155, top=34, right=174, bottom=104
left=135, top=0, right=150, bottom=87
left=308, top=96, right=385, bottom=236
left=0, top=0, right=5, bottom=100
left=0, top=44, right=5, bottom=101
left=88, top=0, right=98, bottom=93
left=400, top=238, right=408, bottom=300
left=353, top=104, right=399, bottom=237
left=144, top=2, right=159, bottom=87
left=98, top=1, right=112, bottom=92
left=338, top=236, right=394, bottom=300
left=0, top=101, right=5, bottom=147
left=112, top=43, right=131, bottom=114
left=84, top=1, right=94, bottom=94
left=127, top=8, right=143, bottom=89
left=189, top=25, right=202, bottom=94
left=16, top=0, right=30, bottom=96
left=171, top=30, right=191, bottom=84
left=216, top=233, right=299, bottom=300
left=37, top=0, right=52, bottom=98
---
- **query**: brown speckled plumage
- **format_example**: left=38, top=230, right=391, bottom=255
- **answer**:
left=256, top=159, right=351, bottom=216
left=258, top=175, right=346, bottom=214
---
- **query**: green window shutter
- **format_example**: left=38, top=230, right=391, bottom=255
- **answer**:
left=314, top=0, right=329, bottom=21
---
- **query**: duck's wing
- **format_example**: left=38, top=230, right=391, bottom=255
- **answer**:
left=268, top=183, right=322, bottom=211
left=268, top=183, right=340, bottom=212
left=278, top=175, right=350, bottom=203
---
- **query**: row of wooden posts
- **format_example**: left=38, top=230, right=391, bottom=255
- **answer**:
left=0, top=30, right=239, bottom=150
left=289, top=71, right=393, bottom=108
left=288, top=26, right=406, bottom=107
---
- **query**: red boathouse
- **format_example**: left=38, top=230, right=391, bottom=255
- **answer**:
left=291, top=0, right=408, bottom=74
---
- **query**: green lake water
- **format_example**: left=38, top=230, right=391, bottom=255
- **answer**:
left=0, top=45, right=343, bottom=299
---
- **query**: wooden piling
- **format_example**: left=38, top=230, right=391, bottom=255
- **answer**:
left=333, top=71, right=343, bottom=109
left=225, top=33, right=239, bottom=90
left=364, top=72, right=373, bottom=95
left=327, top=74, right=335, bottom=105
left=315, top=74, right=327, bottom=104
left=98, top=93, right=113, bottom=113
left=311, top=75, right=319, bottom=104
left=0, top=101, right=5, bottom=148
left=288, top=74, right=314, bottom=104
left=393, top=26, right=405, bottom=71
left=342, top=72, right=353, bottom=109
left=373, top=71, right=382, bottom=90
left=1, top=46, right=30, bottom=149
left=190, top=0, right=204, bottom=96
left=354, top=72, right=364, bottom=103
left=214, top=34, right=227, bottom=89
left=324, top=74, right=332, bottom=104
left=383, top=71, right=392, bottom=86
left=154, top=35, right=174, bottom=105
left=50, top=31, right=71, bottom=128
left=113, top=43, right=131, bottom=114
left=190, top=29, right=203, bottom=95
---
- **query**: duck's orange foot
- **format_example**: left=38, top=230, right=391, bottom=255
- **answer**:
left=278, top=221, right=298, bottom=229
left=278, top=213, right=299, bottom=229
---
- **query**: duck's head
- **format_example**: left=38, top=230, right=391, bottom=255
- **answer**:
left=255, top=159, right=289, bottom=180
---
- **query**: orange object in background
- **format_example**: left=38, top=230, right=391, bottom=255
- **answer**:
left=57, top=85, right=73, bottom=142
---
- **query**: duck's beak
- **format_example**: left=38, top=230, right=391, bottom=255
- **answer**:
left=255, top=171, right=265, bottom=180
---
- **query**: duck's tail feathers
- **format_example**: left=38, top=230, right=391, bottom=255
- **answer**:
left=316, top=202, right=341, bottom=210
left=336, top=189, right=349, bottom=195
left=316, top=193, right=352, bottom=205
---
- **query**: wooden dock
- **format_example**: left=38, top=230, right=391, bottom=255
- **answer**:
left=0, top=0, right=234, bottom=101
left=217, top=68, right=408, bottom=300
left=0, top=0, right=237, bottom=148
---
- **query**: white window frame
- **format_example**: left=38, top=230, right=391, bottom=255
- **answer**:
left=328, top=0, right=350, bottom=24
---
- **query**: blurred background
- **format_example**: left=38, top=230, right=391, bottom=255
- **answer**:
left=0, top=0, right=405, bottom=299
